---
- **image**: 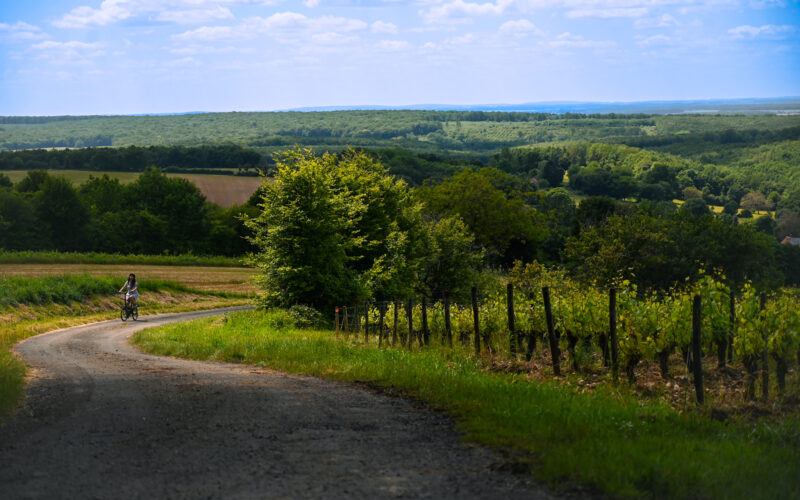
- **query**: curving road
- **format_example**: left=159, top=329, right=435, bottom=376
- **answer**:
left=0, top=308, right=558, bottom=499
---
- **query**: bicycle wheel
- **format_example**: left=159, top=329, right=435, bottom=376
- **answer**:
left=120, top=307, right=128, bottom=322
left=132, top=305, right=138, bottom=321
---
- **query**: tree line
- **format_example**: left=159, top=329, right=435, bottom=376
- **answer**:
left=0, top=169, right=255, bottom=256
left=246, top=149, right=800, bottom=313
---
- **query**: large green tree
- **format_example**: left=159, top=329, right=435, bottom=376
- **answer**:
left=245, top=149, right=423, bottom=310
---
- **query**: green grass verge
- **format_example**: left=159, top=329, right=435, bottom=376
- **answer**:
left=0, top=250, right=246, bottom=267
left=133, top=309, right=800, bottom=500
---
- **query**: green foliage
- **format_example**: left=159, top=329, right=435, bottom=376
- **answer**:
left=415, top=169, right=548, bottom=266
left=0, top=250, right=244, bottom=266
left=416, top=215, right=483, bottom=297
left=245, top=149, right=423, bottom=310
left=135, top=309, right=800, bottom=500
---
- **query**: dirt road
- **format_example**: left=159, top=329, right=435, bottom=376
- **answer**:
left=0, top=308, right=556, bottom=499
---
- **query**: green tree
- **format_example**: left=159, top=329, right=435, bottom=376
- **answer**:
left=415, top=169, right=547, bottom=266
left=245, top=149, right=422, bottom=310
left=34, top=176, right=89, bottom=251
left=416, top=215, right=483, bottom=298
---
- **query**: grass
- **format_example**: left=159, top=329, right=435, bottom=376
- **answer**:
left=0, top=258, right=256, bottom=294
left=0, top=273, right=251, bottom=421
left=133, top=309, right=800, bottom=500
left=0, top=169, right=262, bottom=207
left=0, top=250, right=245, bottom=267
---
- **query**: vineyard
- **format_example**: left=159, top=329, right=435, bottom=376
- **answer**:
left=336, top=263, right=800, bottom=406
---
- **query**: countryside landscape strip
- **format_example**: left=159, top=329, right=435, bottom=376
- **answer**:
left=133, top=309, right=800, bottom=500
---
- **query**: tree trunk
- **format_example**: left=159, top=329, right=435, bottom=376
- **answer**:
left=599, top=333, right=610, bottom=367
left=525, top=332, right=537, bottom=362
left=625, top=356, right=639, bottom=384
left=743, top=355, right=758, bottom=400
left=566, top=330, right=579, bottom=372
left=658, top=350, right=670, bottom=379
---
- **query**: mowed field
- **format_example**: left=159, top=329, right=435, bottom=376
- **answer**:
left=0, top=170, right=264, bottom=207
left=0, top=263, right=256, bottom=294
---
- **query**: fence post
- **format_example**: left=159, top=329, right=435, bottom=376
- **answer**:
left=421, top=295, right=429, bottom=346
left=406, top=298, right=414, bottom=348
left=728, top=290, right=735, bottom=363
left=353, top=301, right=359, bottom=336
left=378, top=302, right=386, bottom=347
left=507, top=283, right=516, bottom=358
left=692, top=294, right=704, bottom=405
left=335, top=307, right=340, bottom=335
left=761, top=293, right=769, bottom=400
left=342, top=306, right=349, bottom=337
left=444, top=291, right=452, bottom=347
left=472, top=286, right=481, bottom=356
left=364, top=302, right=370, bottom=344
left=543, top=286, right=561, bottom=376
left=392, top=300, right=398, bottom=345
left=609, top=288, right=619, bottom=384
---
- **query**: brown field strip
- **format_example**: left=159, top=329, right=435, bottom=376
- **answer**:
left=0, top=170, right=264, bottom=207
left=0, top=263, right=256, bottom=294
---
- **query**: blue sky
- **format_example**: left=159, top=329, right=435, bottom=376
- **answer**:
left=1, top=0, right=798, bottom=115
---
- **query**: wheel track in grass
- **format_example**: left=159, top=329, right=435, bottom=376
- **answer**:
left=0, top=307, right=569, bottom=499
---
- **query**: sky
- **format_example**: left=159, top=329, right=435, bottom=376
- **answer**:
left=1, top=0, right=799, bottom=115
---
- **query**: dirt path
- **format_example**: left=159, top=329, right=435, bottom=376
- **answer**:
left=0, top=308, right=559, bottom=499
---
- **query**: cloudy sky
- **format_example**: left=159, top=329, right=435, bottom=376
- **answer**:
left=1, top=0, right=798, bottom=115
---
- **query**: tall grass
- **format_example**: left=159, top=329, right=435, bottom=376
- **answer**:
left=0, top=250, right=246, bottom=267
left=134, top=309, right=800, bottom=500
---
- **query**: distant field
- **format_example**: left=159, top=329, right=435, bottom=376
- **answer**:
left=0, top=169, right=263, bottom=207
left=0, top=263, right=256, bottom=294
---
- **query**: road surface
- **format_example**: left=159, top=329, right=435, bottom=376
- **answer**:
left=0, top=308, right=559, bottom=499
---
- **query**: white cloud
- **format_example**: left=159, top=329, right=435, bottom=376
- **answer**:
left=499, top=19, right=543, bottom=36
left=173, top=25, right=239, bottom=41
left=421, top=0, right=513, bottom=24
left=565, top=7, right=647, bottom=18
left=377, top=39, right=410, bottom=50
left=173, top=11, right=369, bottom=46
left=636, top=33, right=671, bottom=46
left=31, top=40, right=107, bottom=63
left=728, top=24, right=795, bottom=39
left=549, top=32, right=615, bottom=48
left=0, top=21, right=48, bottom=41
left=371, top=20, right=398, bottom=34
left=635, top=14, right=678, bottom=29
left=53, top=0, right=131, bottom=28
left=303, top=0, right=321, bottom=6
left=156, top=6, right=234, bottom=25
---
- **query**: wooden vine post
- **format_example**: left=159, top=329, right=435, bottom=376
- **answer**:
left=342, top=306, right=349, bottom=337
left=507, top=283, right=516, bottom=357
left=421, top=295, right=430, bottom=346
left=392, top=300, right=399, bottom=345
left=364, top=302, right=370, bottom=344
left=542, top=286, right=561, bottom=376
left=728, top=290, right=736, bottom=363
left=760, top=293, right=769, bottom=400
left=609, top=288, right=619, bottom=383
left=335, top=307, right=340, bottom=335
left=443, top=291, right=453, bottom=347
left=378, top=302, right=386, bottom=347
left=407, top=298, right=414, bottom=348
left=471, top=286, right=481, bottom=356
left=692, top=294, right=704, bottom=405
left=353, top=301, right=359, bottom=336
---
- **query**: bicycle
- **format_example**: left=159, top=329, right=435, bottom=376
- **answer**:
left=119, top=293, right=139, bottom=322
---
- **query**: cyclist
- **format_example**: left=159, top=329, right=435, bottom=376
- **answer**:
left=119, top=273, right=139, bottom=310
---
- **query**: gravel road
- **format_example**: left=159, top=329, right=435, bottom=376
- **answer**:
left=0, top=308, right=561, bottom=500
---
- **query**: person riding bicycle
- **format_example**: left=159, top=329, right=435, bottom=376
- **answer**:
left=119, top=273, right=139, bottom=309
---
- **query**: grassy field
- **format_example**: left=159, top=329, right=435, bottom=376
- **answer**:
left=133, top=309, right=800, bottom=500
left=0, top=250, right=244, bottom=267
left=0, top=263, right=255, bottom=294
left=0, top=169, right=263, bottom=207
